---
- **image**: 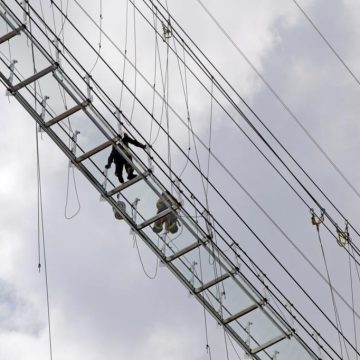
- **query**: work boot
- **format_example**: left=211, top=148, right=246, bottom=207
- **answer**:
left=127, top=172, right=137, bottom=180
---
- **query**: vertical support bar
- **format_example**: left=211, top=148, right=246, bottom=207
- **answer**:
left=130, top=198, right=140, bottom=235
left=85, top=73, right=93, bottom=103
left=69, top=130, right=80, bottom=167
left=6, top=59, right=17, bottom=96
left=21, top=0, right=27, bottom=25
left=114, top=109, right=125, bottom=138
left=245, top=322, right=253, bottom=359
left=100, top=168, right=108, bottom=202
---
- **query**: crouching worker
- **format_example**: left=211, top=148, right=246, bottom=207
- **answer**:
left=105, top=133, right=146, bottom=184
left=153, top=192, right=179, bottom=234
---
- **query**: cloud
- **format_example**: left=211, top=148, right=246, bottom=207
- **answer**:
left=1, top=0, right=360, bottom=359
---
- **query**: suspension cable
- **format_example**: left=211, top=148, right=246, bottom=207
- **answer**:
left=19, top=3, right=360, bottom=354
left=291, top=0, right=360, bottom=88
left=194, top=0, right=360, bottom=203
left=29, top=3, right=53, bottom=358
left=147, top=0, right=360, bottom=253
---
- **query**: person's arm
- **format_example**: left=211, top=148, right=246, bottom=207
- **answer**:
left=123, top=133, right=146, bottom=149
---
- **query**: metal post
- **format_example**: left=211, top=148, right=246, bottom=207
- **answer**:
left=189, top=260, right=198, bottom=294
left=69, top=130, right=80, bottom=168
left=175, top=178, right=184, bottom=206
left=115, top=109, right=124, bottom=137
left=245, top=321, right=253, bottom=359
left=130, top=198, right=140, bottom=235
left=260, top=273, right=269, bottom=303
left=6, top=59, right=17, bottom=96
left=85, top=73, right=93, bottom=103
left=203, top=209, right=214, bottom=240
left=160, top=231, right=169, bottom=264
left=146, top=145, right=154, bottom=173
left=21, top=0, right=27, bottom=25
left=312, top=332, right=323, bottom=359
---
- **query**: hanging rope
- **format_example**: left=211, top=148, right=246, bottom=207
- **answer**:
left=348, top=246, right=359, bottom=360
left=171, top=37, right=191, bottom=177
left=205, top=77, right=214, bottom=203
left=149, top=19, right=168, bottom=146
left=29, top=5, right=53, bottom=358
left=118, top=0, right=130, bottom=123
left=64, top=164, right=81, bottom=219
left=129, top=0, right=137, bottom=122
left=88, top=0, right=103, bottom=74
left=133, top=234, right=159, bottom=280
left=311, top=211, right=349, bottom=359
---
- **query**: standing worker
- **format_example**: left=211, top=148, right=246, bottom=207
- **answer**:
left=105, top=133, right=146, bottom=184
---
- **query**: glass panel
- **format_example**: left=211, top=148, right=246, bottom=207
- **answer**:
left=169, top=244, right=231, bottom=289
left=141, top=214, right=205, bottom=256
left=117, top=177, right=162, bottom=225
left=216, top=276, right=257, bottom=318
left=228, top=308, right=284, bottom=353
left=257, top=335, right=315, bottom=360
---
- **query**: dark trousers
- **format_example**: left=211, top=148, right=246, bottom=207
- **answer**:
left=114, top=156, right=134, bottom=183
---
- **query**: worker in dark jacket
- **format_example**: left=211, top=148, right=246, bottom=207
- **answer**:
left=105, top=133, right=146, bottom=183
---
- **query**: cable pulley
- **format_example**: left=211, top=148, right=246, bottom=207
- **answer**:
left=161, top=20, right=172, bottom=41
left=336, top=221, right=350, bottom=247
left=310, top=208, right=325, bottom=231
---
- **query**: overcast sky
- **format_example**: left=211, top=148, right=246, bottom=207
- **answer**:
left=1, top=0, right=360, bottom=359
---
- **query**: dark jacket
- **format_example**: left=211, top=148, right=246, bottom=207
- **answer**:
left=107, top=133, right=145, bottom=166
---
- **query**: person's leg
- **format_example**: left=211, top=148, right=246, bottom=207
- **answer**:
left=115, top=162, right=124, bottom=183
left=165, top=213, right=178, bottom=234
left=125, top=155, right=137, bottom=180
left=152, top=218, right=164, bottom=233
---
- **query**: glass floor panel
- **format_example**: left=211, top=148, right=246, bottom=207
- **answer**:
left=169, top=243, right=232, bottom=289
left=210, top=276, right=258, bottom=318
left=257, top=336, right=316, bottom=360
left=228, top=310, right=285, bottom=353
left=140, top=209, right=207, bottom=256
left=117, top=177, right=162, bottom=226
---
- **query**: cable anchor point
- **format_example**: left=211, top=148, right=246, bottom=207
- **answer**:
left=6, top=59, right=18, bottom=96
left=162, top=20, right=172, bottom=41
left=336, top=220, right=350, bottom=247
left=310, top=208, right=324, bottom=231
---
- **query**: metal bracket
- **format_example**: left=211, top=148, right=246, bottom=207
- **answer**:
left=38, top=95, right=49, bottom=133
left=203, top=209, right=214, bottom=240
left=69, top=130, right=80, bottom=168
left=100, top=168, right=109, bottom=202
left=244, top=321, right=253, bottom=359
left=130, top=198, right=140, bottom=235
left=21, top=0, right=27, bottom=25
left=162, top=21, right=172, bottom=41
left=85, top=73, right=93, bottom=103
left=115, top=109, right=124, bottom=137
left=6, top=59, right=17, bottom=96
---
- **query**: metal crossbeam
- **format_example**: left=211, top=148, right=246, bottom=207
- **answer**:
left=106, top=171, right=149, bottom=197
left=194, top=272, right=233, bottom=294
left=166, top=241, right=204, bottom=262
left=251, top=333, right=289, bottom=355
left=75, top=138, right=115, bottom=163
left=10, top=64, right=57, bottom=93
left=137, top=207, right=173, bottom=230
left=223, top=302, right=262, bottom=325
left=0, top=24, right=24, bottom=44
left=45, top=101, right=88, bottom=127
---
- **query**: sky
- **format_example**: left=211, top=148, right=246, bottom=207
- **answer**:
left=1, top=0, right=360, bottom=359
